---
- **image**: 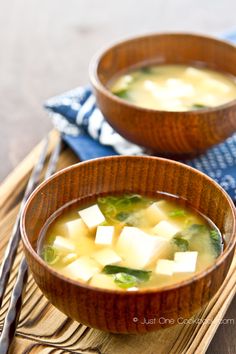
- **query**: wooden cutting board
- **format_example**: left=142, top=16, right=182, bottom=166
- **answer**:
left=0, top=131, right=235, bottom=354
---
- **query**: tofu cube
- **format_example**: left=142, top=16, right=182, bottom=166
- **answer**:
left=116, top=227, right=169, bottom=268
left=66, top=218, right=88, bottom=240
left=185, top=67, right=203, bottom=77
left=53, top=236, right=76, bottom=252
left=174, top=251, right=198, bottom=273
left=155, top=259, right=175, bottom=276
left=127, top=287, right=139, bottom=291
left=78, top=204, right=105, bottom=229
left=95, top=226, right=114, bottom=245
left=63, top=256, right=101, bottom=282
left=61, top=253, right=78, bottom=265
left=66, top=219, right=97, bottom=253
left=152, top=220, right=180, bottom=240
left=90, top=273, right=118, bottom=290
left=92, top=249, right=122, bottom=266
left=144, top=202, right=168, bottom=225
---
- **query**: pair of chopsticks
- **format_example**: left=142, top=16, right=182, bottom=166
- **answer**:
left=0, top=134, right=62, bottom=354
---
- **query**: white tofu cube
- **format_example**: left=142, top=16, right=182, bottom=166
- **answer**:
left=116, top=227, right=169, bottom=268
left=66, top=219, right=96, bottom=253
left=144, top=202, right=168, bottom=225
left=92, top=248, right=121, bottom=265
left=63, top=256, right=101, bottom=282
left=66, top=218, right=88, bottom=240
left=174, top=251, right=198, bottom=273
left=53, top=236, right=76, bottom=252
left=78, top=204, right=105, bottom=229
left=89, top=273, right=118, bottom=290
left=61, top=253, right=78, bottom=265
left=127, top=287, right=139, bottom=291
left=205, top=78, right=229, bottom=93
left=92, top=249, right=122, bottom=266
left=95, top=226, right=114, bottom=245
left=152, top=220, right=180, bottom=240
left=155, top=259, right=175, bottom=276
left=185, top=67, right=203, bottom=77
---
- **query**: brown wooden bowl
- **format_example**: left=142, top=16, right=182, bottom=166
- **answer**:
left=89, top=33, right=236, bottom=155
left=21, top=156, right=236, bottom=333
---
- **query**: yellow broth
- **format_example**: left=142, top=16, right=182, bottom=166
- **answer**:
left=39, top=194, right=223, bottom=291
left=108, top=64, right=236, bottom=111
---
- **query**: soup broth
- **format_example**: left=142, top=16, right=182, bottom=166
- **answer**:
left=109, top=64, right=236, bottom=111
left=39, top=194, right=223, bottom=291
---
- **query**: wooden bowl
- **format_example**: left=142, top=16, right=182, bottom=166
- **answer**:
left=21, top=156, right=236, bottom=333
left=90, top=33, right=236, bottom=155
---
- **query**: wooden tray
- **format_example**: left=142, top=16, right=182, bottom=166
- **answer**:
left=0, top=130, right=235, bottom=354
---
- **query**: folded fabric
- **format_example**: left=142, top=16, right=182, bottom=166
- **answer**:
left=45, top=32, right=236, bottom=202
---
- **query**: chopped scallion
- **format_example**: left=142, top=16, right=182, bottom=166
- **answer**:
left=114, top=273, right=138, bottom=289
left=103, top=264, right=151, bottom=282
left=42, top=246, right=60, bottom=265
left=169, top=209, right=186, bottom=217
left=209, top=229, right=223, bottom=257
left=172, top=237, right=189, bottom=251
left=191, top=103, right=209, bottom=109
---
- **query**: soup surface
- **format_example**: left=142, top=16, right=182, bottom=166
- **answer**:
left=109, top=64, right=236, bottom=111
left=39, top=194, right=223, bottom=291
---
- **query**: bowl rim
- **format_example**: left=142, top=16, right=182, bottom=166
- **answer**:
left=89, top=31, right=236, bottom=115
left=21, top=155, right=236, bottom=295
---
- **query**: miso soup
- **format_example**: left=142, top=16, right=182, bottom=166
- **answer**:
left=39, top=194, right=223, bottom=291
left=109, top=64, right=236, bottom=111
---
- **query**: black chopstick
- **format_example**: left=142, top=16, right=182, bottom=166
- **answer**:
left=0, top=258, right=28, bottom=354
left=0, top=136, right=49, bottom=308
left=0, top=135, right=62, bottom=354
left=45, top=136, right=62, bottom=180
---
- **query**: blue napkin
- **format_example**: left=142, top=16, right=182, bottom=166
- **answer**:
left=45, top=32, right=236, bottom=201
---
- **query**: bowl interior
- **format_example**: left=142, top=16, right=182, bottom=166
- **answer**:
left=94, top=33, right=236, bottom=89
left=23, top=156, right=235, bottom=267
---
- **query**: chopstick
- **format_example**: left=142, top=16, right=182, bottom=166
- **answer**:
left=0, top=135, right=62, bottom=354
left=0, top=136, right=49, bottom=308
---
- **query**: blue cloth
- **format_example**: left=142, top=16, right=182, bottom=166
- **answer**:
left=45, top=32, right=236, bottom=201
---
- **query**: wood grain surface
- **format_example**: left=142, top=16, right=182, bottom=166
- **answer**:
left=1, top=1, right=236, bottom=352
left=0, top=132, right=235, bottom=353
